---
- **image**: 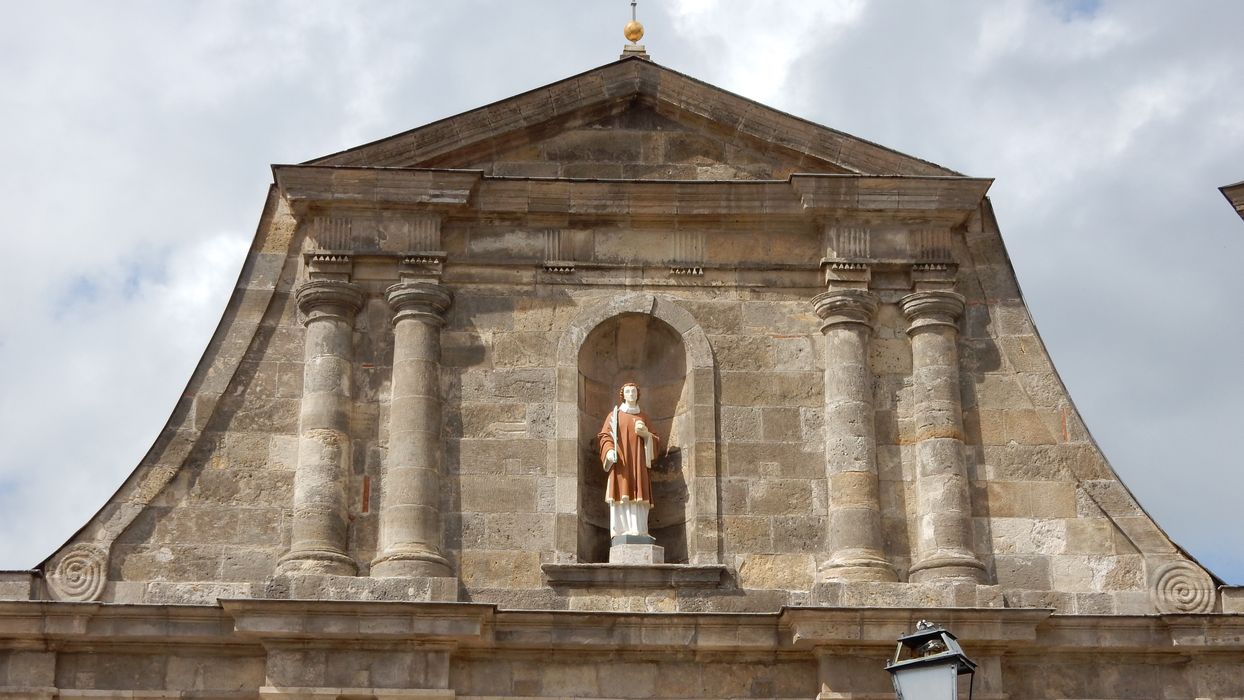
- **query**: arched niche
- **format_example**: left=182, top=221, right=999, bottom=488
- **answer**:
left=554, top=294, right=720, bottom=565
left=578, top=313, right=688, bottom=561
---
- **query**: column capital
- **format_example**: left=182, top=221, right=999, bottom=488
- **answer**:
left=386, top=281, right=453, bottom=326
left=812, top=289, right=879, bottom=332
left=296, top=280, right=364, bottom=321
left=899, top=290, right=965, bottom=334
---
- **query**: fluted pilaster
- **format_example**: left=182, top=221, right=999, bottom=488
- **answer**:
left=278, top=280, right=364, bottom=576
left=371, top=281, right=454, bottom=578
left=812, top=289, right=896, bottom=582
left=899, top=290, right=985, bottom=582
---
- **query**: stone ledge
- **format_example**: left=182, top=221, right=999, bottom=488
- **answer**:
left=0, top=571, right=36, bottom=601
left=221, top=599, right=493, bottom=644
left=0, top=689, right=55, bottom=700
left=260, top=688, right=453, bottom=700
left=59, top=692, right=255, bottom=699
left=263, top=574, right=460, bottom=602
left=541, top=563, right=727, bottom=589
left=811, top=580, right=1004, bottom=609
left=1221, top=586, right=1244, bottom=614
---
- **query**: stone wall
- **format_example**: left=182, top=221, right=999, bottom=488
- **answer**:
left=47, top=192, right=1212, bottom=616
left=9, top=58, right=1224, bottom=620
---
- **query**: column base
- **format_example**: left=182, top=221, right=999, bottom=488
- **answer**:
left=908, top=551, right=987, bottom=583
left=817, top=551, right=898, bottom=583
left=276, top=549, right=357, bottom=577
left=371, top=550, right=454, bottom=578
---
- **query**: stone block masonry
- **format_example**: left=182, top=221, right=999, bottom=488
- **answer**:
left=8, top=54, right=1231, bottom=648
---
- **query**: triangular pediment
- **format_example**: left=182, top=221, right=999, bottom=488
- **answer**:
left=309, top=57, right=959, bottom=178
left=461, top=101, right=853, bottom=180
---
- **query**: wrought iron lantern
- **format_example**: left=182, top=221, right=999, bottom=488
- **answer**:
left=884, top=620, right=977, bottom=700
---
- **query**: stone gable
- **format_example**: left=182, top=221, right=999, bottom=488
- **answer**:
left=311, top=57, right=956, bottom=177
left=466, top=101, right=851, bottom=180
left=3, top=58, right=1228, bottom=619
left=3, top=54, right=1242, bottom=700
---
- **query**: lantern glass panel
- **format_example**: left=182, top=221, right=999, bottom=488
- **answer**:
left=891, top=663, right=958, bottom=700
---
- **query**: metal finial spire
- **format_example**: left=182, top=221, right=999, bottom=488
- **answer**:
left=624, top=1, right=645, bottom=44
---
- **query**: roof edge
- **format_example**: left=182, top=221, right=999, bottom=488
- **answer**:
left=305, top=56, right=964, bottom=178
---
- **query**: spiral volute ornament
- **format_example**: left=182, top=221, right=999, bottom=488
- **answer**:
left=48, top=543, right=108, bottom=602
left=1150, top=561, right=1216, bottom=614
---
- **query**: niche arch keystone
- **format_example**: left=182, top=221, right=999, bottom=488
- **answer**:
left=554, top=293, right=720, bottom=564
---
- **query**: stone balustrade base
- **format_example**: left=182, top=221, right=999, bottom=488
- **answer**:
left=811, top=580, right=1004, bottom=608
left=265, top=574, right=459, bottom=602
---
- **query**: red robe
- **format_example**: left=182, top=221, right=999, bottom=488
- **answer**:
left=598, top=407, right=659, bottom=505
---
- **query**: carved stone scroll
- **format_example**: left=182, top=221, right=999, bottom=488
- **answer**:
left=47, top=542, right=108, bottom=602
left=1151, top=561, right=1216, bottom=614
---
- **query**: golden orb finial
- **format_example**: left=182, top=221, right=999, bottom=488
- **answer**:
left=624, top=1, right=644, bottom=44
left=624, top=20, right=645, bottom=44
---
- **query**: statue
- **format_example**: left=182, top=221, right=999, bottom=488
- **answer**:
left=597, top=382, right=660, bottom=545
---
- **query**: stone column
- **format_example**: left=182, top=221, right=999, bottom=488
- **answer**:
left=371, top=281, right=454, bottom=578
left=812, top=289, right=896, bottom=582
left=278, top=280, right=364, bottom=576
left=899, top=290, right=986, bottom=582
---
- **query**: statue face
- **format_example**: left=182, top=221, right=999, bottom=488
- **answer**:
left=622, top=384, right=638, bottom=403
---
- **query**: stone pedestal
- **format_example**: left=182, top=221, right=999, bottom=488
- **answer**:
left=811, top=289, right=896, bottom=583
left=278, top=280, right=364, bottom=576
left=900, top=290, right=986, bottom=583
left=609, top=544, right=665, bottom=565
left=372, top=282, right=455, bottom=579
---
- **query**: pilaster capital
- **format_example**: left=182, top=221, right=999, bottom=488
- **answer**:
left=386, top=281, right=453, bottom=326
left=296, top=280, right=364, bottom=323
left=899, top=290, right=965, bottom=334
left=811, top=289, right=879, bottom=333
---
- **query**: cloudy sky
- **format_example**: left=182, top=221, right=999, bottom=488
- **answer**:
left=1, top=1, right=1241, bottom=583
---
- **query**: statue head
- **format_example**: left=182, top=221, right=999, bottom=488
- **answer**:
left=618, top=382, right=640, bottom=405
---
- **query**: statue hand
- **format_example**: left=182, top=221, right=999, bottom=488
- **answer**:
left=635, top=421, right=651, bottom=438
left=606, top=449, right=617, bottom=463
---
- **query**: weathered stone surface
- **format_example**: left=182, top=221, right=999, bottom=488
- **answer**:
left=458, top=550, right=541, bottom=589
left=0, top=573, right=34, bottom=602
left=738, top=554, right=814, bottom=591
left=609, top=543, right=665, bottom=565
left=8, top=52, right=1235, bottom=700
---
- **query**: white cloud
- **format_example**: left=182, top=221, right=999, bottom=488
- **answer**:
left=666, top=0, right=864, bottom=106
left=0, top=232, right=246, bottom=566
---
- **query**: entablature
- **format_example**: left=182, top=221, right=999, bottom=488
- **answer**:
left=5, top=601, right=1244, bottom=657
left=274, top=167, right=992, bottom=292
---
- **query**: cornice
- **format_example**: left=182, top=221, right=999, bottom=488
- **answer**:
left=219, top=599, right=496, bottom=647
left=272, top=166, right=481, bottom=214
left=2, top=601, right=1242, bottom=656
left=1221, top=180, right=1244, bottom=223
left=274, top=167, right=991, bottom=227
left=790, top=174, right=992, bottom=222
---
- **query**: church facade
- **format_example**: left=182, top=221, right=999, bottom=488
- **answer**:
left=2, top=56, right=1242, bottom=699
